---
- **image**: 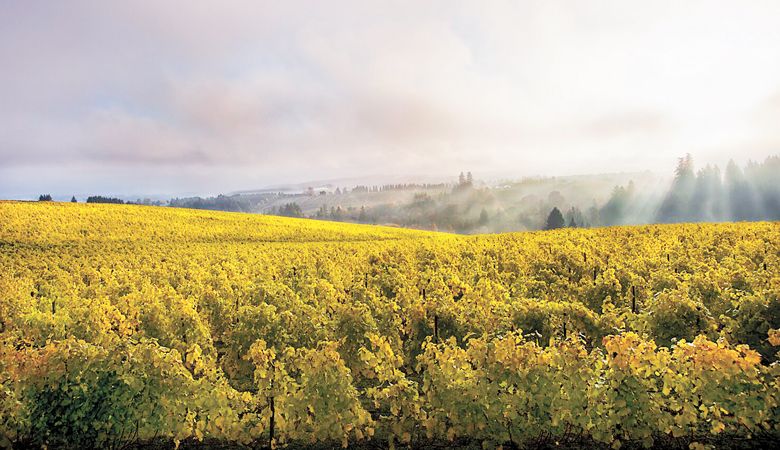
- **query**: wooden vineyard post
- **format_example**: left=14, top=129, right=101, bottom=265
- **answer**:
left=269, top=357, right=276, bottom=450
left=422, top=286, right=439, bottom=343
left=562, top=313, right=567, bottom=339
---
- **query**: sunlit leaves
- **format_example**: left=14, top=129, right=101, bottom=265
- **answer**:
left=1, top=202, right=780, bottom=447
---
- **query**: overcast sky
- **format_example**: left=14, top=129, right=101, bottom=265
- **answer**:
left=1, top=1, right=780, bottom=198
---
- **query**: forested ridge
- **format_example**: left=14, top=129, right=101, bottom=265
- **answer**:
left=162, top=156, right=780, bottom=234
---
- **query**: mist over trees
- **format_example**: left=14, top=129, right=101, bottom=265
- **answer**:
left=248, top=174, right=607, bottom=233
left=169, top=194, right=254, bottom=212
left=599, top=182, right=635, bottom=226
left=67, top=154, right=778, bottom=233
left=165, top=155, right=779, bottom=233
left=277, top=202, right=304, bottom=218
left=654, top=155, right=780, bottom=223
left=657, top=154, right=696, bottom=223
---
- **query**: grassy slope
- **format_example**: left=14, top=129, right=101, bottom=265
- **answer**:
left=0, top=201, right=440, bottom=245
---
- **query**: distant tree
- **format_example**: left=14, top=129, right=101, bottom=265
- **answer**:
left=479, top=208, right=489, bottom=226
left=438, top=204, right=460, bottom=230
left=454, top=171, right=474, bottom=193
left=135, top=198, right=160, bottom=206
left=86, top=196, right=124, bottom=204
left=725, top=159, right=757, bottom=221
left=657, top=154, right=696, bottom=223
left=600, top=184, right=633, bottom=226
left=410, top=192, right=433, bottom=208
left=315, top=205, right=328, bottom=219
left=756, top=156, right=780, bottom=220
left=690, top=165, right=723, bottom=221
left=279, top=202, right=303, bottom=218
left=330, top=206, right=345, bottom=221
left=544, top=207, right=565, bottom=230
left=38, top=194, right=52, bottom=201
left=565, top=206, right=584, bottom=228
left=170, top=194, right=250, bottom=212
left=586, top=202, right=601, bottom=227
left=358, top=206, right=368, bottom=223
left=70, top=196, right=77, bottom=203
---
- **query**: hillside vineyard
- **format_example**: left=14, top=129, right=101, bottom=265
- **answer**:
left=1, top=201, right=779, bottom=449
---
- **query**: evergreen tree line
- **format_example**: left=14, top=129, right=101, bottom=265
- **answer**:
left=37, top=195, right=125, bottom=204
left=169, top=194, right=254, bottom=212
left=596, top=155, right=780, bottom=227
left=275, top=202, right=304, bottom=218
left=542, top=206, right=589, bottom=230
left=656, top=155, right=780, bottom=223
left=349, top=182, right=449, bottom=193
left=85, top=196, right=125, bottom=204
left=36, top=157, right=779, bottom=232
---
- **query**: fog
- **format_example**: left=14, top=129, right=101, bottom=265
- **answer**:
left=163, top=154, right=779, bottom=233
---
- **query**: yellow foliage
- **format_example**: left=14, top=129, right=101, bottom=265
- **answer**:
left=1, top=201, right=779, bottom=448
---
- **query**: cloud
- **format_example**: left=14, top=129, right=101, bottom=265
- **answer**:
left=582, top=110, right=673, bottom=139
left=2, top=1, right=780, bottom=197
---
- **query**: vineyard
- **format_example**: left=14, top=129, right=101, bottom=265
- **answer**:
left=1, top=201, right=779, bottom=449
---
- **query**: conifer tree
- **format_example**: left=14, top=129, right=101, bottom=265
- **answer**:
left=544, top=207, right=565, bottom=230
